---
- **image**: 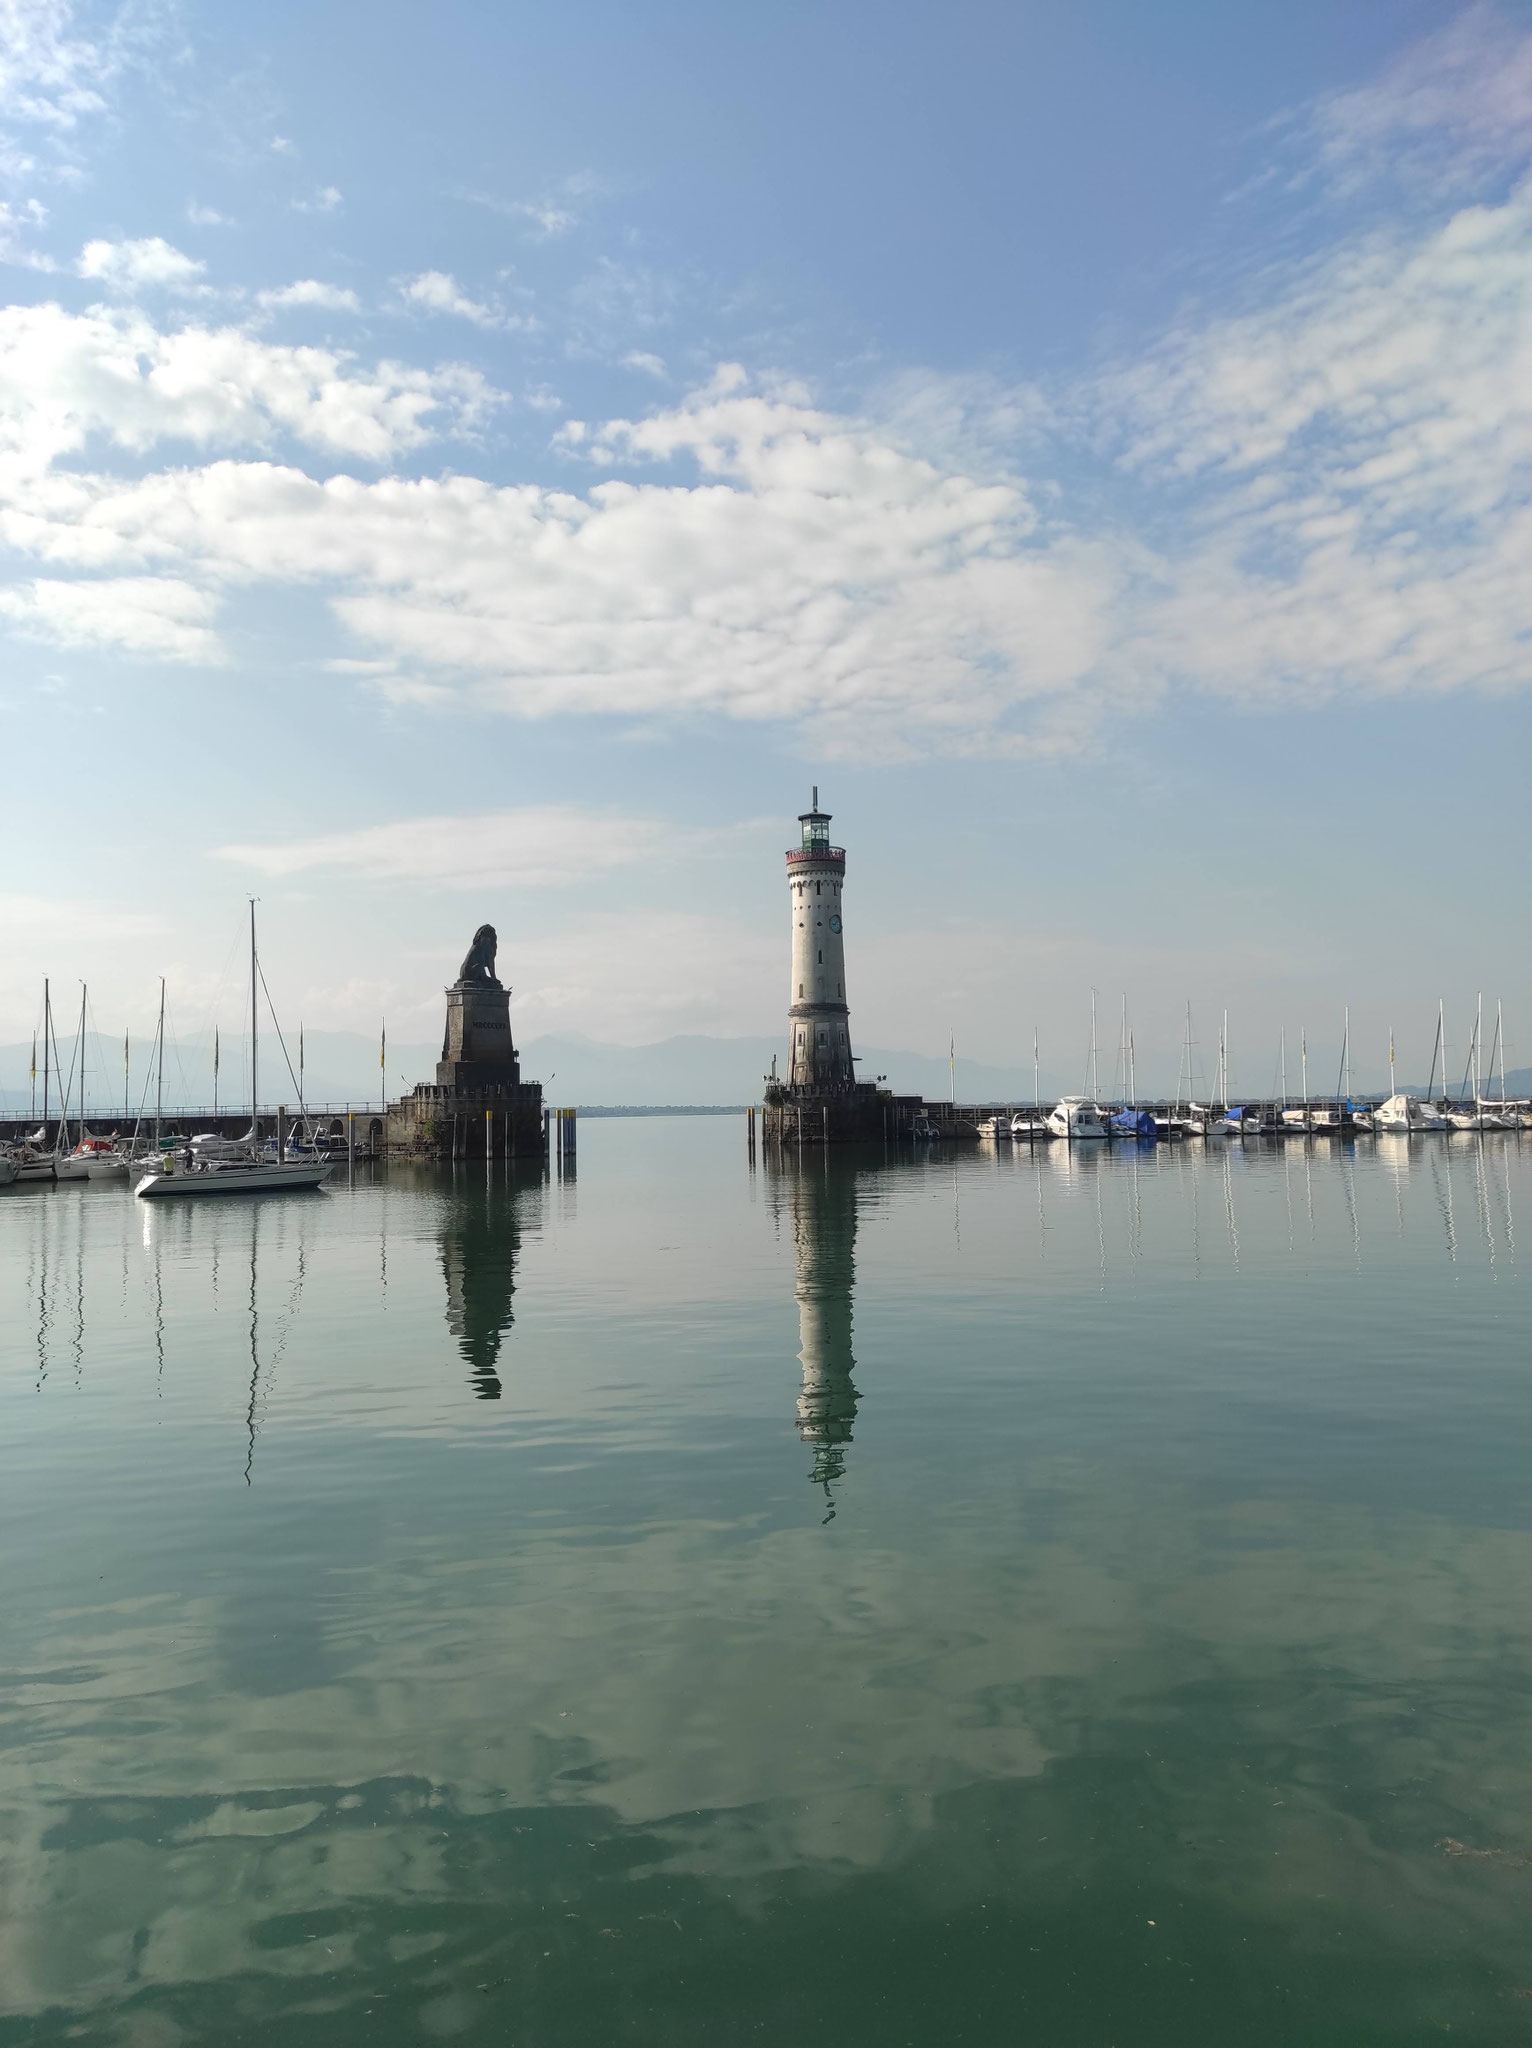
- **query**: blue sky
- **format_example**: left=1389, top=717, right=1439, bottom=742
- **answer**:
left=1, top=0, right=1528, bottom=1095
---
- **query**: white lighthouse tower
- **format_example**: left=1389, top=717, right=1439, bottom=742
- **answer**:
left=786, top=789, right=854, bottom=1090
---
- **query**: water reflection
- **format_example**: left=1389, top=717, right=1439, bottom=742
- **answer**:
left=440, top=1164, right=542, bottom=1399
left=771, top=1154, right=862, bottom=1513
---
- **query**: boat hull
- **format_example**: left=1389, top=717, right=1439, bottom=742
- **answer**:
left=135, top=1160, right=333, bottom=1198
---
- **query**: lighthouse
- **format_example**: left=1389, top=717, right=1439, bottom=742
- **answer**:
left=786, top=789, right=855, bottom=1090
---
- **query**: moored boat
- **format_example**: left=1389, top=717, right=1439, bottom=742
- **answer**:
left=134, top=905, right=332, bottom=1203
left=1046, top=1096, right=1107, bottom=1140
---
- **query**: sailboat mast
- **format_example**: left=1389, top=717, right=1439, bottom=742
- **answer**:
left=1280, top=1026, right=1287, bottom=1111
left=155, top=978, right=164, bottom=1147
left=1129, top=1029, right=1137, bottom=1110
left=1475, top=991, right=1483, bottom=1110
left=1497, top=999, right=1508, bottom=1104
left=1389, top=1024, right=1396, bottom=1099
left=78, top=983, right=87, bottom=1144
left=1301, top=1028, right=1308, bottom=1110
left=42, top=980, right=51, bottom=1134
left=1090, top=988, right=1099, bottom=1103
left=250, top=899, right=258, bottom=1139
left=1033, top=1028, right=1039, bottom=1110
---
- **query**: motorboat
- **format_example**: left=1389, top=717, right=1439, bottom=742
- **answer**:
left=0, top=1152, right=17, bottom=1187
left=979, top=1114, right=1011, bottom=1141
left=1010, top=1112, right=1050, bottom=1140
left=911, top=1115, right=941, bottom=1142
left=1046, top=1096, right=1107, bottom=1140
left=1373, top=1094, right=1445, bottom=1134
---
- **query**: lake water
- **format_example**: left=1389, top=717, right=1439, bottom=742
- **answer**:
left=2, top=1122, right=1528, bottom=2045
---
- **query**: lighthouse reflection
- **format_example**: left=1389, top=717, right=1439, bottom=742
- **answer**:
left=439, top=1166, right=541, bottom=1399
left=773, top=1153, right=862, bottom=1516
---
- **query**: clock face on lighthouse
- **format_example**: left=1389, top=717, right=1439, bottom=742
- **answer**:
left=829, top=913, right=842, bottom=933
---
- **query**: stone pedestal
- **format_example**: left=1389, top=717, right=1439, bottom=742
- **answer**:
left=385, top=957, right=544, bottom=1161
left=438, top=981, right=519, bottom=1089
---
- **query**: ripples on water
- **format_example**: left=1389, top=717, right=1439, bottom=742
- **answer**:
left=1, top=1125, right=1527, bottom=2044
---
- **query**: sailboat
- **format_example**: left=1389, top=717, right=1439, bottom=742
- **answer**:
left=55, top=985, right=129, bottom=1180
left=9, top=984, right=59, bottom=1181
left=1446, top=996, right=1488, bottom=1131
left=1281, top=1026, right=1314, bottom=1134
left=1374, top=1020, right=1447, bottom=1133
left=1011, top=1027, right=1049, bottom=1139
left=135, top=905, right=332, bottom=1199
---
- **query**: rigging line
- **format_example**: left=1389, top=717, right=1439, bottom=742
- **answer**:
left=161, top=997, right=194, bottom=1105
left=254, top=958, right=308, bottom=1113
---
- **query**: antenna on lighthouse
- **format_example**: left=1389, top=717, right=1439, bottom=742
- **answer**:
left=812, top=785, right=818, bottom=808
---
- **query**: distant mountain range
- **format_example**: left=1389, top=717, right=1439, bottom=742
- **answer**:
left=2, top=1026, right=1527, bottom=1115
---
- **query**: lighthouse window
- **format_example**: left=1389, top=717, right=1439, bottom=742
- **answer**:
left=798, top=983, right=803, bottom=997
left=818, top=950, right=822, bottom=963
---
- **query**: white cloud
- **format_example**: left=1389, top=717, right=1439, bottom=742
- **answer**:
left=1097, top=174, right=1532, bottom=707
left=0, top=300, right=495, bottom=480
left=214, top=805, right=706, bottom=889
left=622, top=350, right=666, bottom=379
left=0, top=0, right=107, bottom=135
left=256, top=279, right=362, bottom=313
left=291, top=183, right=341, bottom=213
left=399, top=269, right=528, bottom=332
left=76, top=235, right=205, bottom=292
left=0, top=196, right=54, bottom=269
left=1305, top=5, right=1532, bottom=193
left=1, top=20, right=1530, bottom=746
left=185, top=201, right=229, bottom=228
left=0, top=575, right=219, bottom=659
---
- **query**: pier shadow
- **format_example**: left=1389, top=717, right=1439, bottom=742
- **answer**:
left=439, top=1165, right=543, bottom=1400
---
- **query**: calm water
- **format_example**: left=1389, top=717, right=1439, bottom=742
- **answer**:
left=2, top=1123, right=1528, bottom=2046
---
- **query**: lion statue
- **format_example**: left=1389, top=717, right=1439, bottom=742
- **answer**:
left=456, top=924, right=500, bottom=985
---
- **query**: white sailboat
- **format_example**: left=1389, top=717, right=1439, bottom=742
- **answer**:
left=135, top=905, right=332, bottom=1199
left=1374, top=1023, right=1446, bottom=1132
left=1446, top=996, right=1488, bottom=1131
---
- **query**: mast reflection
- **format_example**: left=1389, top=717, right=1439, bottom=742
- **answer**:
left=440, top=1165, right=540, bottom=1399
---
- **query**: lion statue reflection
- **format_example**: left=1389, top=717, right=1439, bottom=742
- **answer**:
left=456, top=924, right=500, bottom=986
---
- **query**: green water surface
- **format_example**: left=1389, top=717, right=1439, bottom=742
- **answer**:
left=2, top=1123, right=1528, bottom=2044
